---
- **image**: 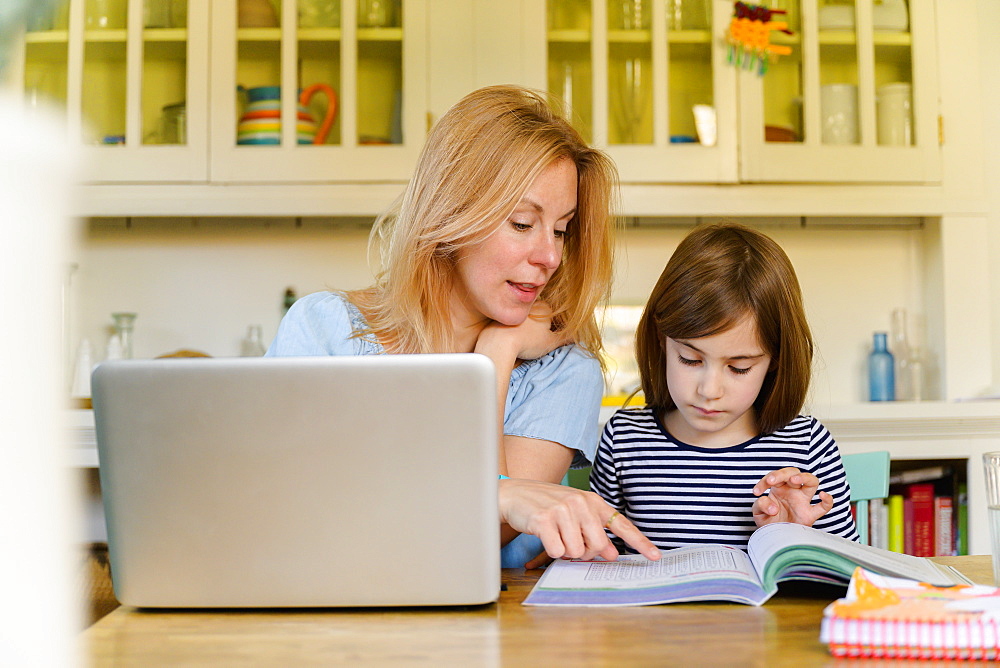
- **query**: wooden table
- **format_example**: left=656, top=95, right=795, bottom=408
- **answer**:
left=85, top=556, right=994, bottom=666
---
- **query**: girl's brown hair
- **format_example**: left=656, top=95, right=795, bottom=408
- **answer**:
left=635, top=223, right=814, bottom=435
left=350, top=85, right=619, bottom=362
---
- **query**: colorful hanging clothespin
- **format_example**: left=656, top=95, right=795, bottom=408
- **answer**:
left=726, top=2, right=793, bottom=76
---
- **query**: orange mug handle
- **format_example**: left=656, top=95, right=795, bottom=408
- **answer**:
left=299, top=83, right=338, bottom=145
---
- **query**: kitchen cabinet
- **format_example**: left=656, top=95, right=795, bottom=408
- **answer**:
left=20, top=0, right=210, bottom=182
left=16, top=0, right=939, bottom=188
left=15, top=0, right=428, bottom=184
left=210, top=0, right=427, bottom=182
left=543, top=0, right=738, bottom=182
left=540, top=0, right=941, bottom=184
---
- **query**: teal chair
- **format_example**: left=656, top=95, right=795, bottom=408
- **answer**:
left=841, top=451, right=891, bottom=545
left=564, top=467, right=592, bottom=491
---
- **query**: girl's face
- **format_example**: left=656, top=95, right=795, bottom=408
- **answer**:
left=451, top=157, right=578, bottom=332
left=662, top=316, right=772, bottom=448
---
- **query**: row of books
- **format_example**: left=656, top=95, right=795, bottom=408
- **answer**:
left=857, top=464, right=968, bottom=557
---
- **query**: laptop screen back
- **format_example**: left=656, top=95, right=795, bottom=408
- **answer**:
left=93, top=354, right=500, bottom=607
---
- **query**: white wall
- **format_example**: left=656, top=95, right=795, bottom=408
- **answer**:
left=70, top=219, right=376, bottom=363
left=71, top=218, right=927, bottom=408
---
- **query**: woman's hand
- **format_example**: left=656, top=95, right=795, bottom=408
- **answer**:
left=498, top=477, right=661, bottom=565
left=751, top=467, right=834, bottom=527
left=476, top=301, right=570, bottom=362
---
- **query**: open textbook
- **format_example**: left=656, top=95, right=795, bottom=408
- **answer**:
left=523, top=522, right=972, bottom=607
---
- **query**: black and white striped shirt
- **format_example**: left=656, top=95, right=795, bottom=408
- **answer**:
left=590, top=407, right=859, bottom=552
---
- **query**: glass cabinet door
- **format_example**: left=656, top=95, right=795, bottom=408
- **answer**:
left=545, top=0, right=738, bottom=183
left=211, top=0, right=427, bottom=183
left=739, top=0, right=940, bottom=183
left=20, top=0, right=210, bottom=182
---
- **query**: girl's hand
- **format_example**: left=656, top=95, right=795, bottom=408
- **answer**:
left=476, top=301, right=570, bottom=362
left=751, top=467, right=834, bottom=527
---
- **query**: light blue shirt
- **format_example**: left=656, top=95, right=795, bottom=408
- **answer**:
left=267, top=291, right=605, bottom=567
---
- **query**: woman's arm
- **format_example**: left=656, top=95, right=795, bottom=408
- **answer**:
left=498, top=478, right=661, bottom=563
left=473, top=302, right=569, bottom=476
left=498, top=350, right=605, bottom=550
left=499, top=435, right=574, bottom=546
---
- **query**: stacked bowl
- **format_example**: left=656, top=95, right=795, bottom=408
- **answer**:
left=237, top=85, right=336, bottom=145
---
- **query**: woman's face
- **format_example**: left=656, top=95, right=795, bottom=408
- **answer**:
left=452, top=157, right=578, bottom=330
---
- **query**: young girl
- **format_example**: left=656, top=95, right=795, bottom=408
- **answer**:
left=590, top=223, right=858, bottom=552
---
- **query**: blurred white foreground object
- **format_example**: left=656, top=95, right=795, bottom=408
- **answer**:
left=0, top=93, right=80, bottom=663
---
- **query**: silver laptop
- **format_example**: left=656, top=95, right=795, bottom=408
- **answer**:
left=92, top=354, right=500, bottom=608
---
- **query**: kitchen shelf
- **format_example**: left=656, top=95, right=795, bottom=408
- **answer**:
left=821, top=31, right=912, bottom=46
left=236, top=27, right=402, bottom=42
left=548, top=28, right=589, bottom=43
left=607, top=29, right=652, bottom=43
left=549, top=28, right=713, bottom=45
left=236, top=28, right=284, bottom=41
left=768, top=31, right=913, bottom=47
left=82, top=29, right=128, bottom=42
left=142, top=28, right=188, bottom=42
left=669, top=29, right=713, bottom=44
left=357, top=27, right=403, bottom=41
left=24, top=30, right=70, bottom=43
left=297, top=28, right=342, bottom=42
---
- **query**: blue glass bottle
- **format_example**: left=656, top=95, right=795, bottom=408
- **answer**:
left=868, top=332, right=895, bottom=401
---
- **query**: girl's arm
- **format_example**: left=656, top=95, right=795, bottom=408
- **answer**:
left=476, top=314, right=603, bottom=550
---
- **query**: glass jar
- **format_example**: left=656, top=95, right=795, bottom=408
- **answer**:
left=111, top=312, right=137, bottom=359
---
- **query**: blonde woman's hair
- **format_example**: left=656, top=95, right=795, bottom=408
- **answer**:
left=635, top=223, right=814, bottom=435
left=349, top=85, right=618, bottom=362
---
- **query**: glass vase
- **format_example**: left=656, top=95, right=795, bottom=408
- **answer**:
left=868, top=331, right=895, bottom=401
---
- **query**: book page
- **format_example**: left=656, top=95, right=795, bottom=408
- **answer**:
left=536, top=545, right=760, bottom=590
left=747, top=523, right=971, bottom=586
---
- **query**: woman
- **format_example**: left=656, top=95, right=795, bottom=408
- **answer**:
left=268, top=84, right=658, bottom=566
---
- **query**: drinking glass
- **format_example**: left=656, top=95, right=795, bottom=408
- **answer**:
left=111, top=312, right=137, bottom=359
left=612, top=0, right=649, bottom=30
left=984, top=452, right=1000, bottom=585
left=613, top=58, right=648, bottom=143
left=359, top=0, right=393, bottom=27
left=558, top=61, right=574, bottom=118
left=86, top=0, right=126, bottom=29
left=668, top=0, right=709, bottom=30
left=300, top=0, right=340, bottom=27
